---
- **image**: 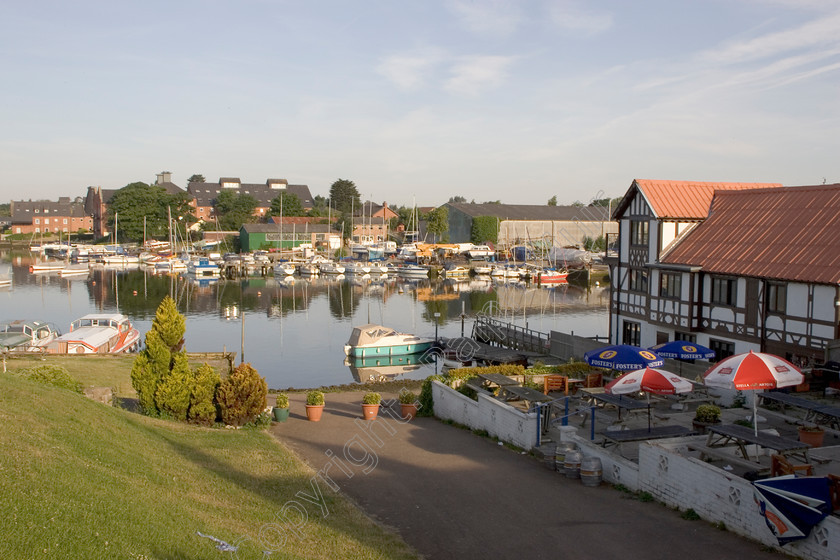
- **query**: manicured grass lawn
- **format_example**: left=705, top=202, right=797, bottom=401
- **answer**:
left=0, top=375, right=417, bottom=559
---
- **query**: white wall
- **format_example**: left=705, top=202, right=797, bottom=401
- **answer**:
left=431, top=381, right=539, bottom=451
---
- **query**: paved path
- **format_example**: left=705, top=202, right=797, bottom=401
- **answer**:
left=271, top=391, right=779, bottom=560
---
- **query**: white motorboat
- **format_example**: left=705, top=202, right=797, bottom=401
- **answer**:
left=273, top=261, right=297, bottom=276
left=47, top=313, right=141, bottom=354
left=344, top=324, right=434, bottom=358
left=318, top=261, right=346, bottom=275
left=0, top=320, right=61, bottom=351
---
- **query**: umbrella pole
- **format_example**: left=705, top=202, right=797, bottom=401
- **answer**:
left=753, top=394, right=759, bottom=438
left=647, top=393, right=651, bottom=431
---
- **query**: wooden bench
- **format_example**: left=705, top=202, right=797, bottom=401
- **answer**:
left=770, top=454, right=814, bottom=477
left=543, top=374, right=569, bottom=396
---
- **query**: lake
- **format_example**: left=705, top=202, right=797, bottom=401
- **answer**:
left=0, top=251, right=609, bottom=389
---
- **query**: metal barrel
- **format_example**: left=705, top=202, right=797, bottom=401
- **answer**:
left=580, top=456, right=603, bottom=487
left=555, top=442, right=576, bottom=472
left=564, top=450, right=582, bottom=479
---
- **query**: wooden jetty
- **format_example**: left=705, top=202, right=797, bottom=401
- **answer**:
left=472, top=316, right=551, bottom=355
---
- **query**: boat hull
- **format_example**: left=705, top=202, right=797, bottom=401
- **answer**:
left=344, top=341, right=434, bottom=358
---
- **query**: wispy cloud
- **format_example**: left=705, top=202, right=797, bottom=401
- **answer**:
left=446, top=0, right=524, bottom=36
left=547, top=1, right=614, bottom=35
left=700, top=11, right=840, bottom=64
left=376, top=49, right=445, bottom=91
left=444, top=55, right=516, bottom=96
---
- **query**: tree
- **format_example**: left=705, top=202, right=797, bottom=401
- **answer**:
left=131, top=296, right=186, bottom=416
left=216, top=363, right=268, bottom=426
left=307, top=195, right=330, bottom=217
left=187, top=174, right=206, bottom=183
left=547, top=195, right=557, bottom=206
left=215, top=190, right=258, bottom=231
left=470, top=216, right=499, bottom=245
left=426, top=206, right=449, bottom=243
left=269, top=192, right=305, bottom=217
left=329, top=179, right=361, bottom=214
left=0, top=203, right=10, bottom=217
left=189, top=363, right=220, bottom=426
left=108, top=182, right=197, bottom=242
left=448, top=195, right=467, bottom=203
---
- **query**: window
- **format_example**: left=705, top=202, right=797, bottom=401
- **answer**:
left=709, top=339, right=735, bottom=362
left=766, top=282, right=787, bottom=313
left=622, top=321, right=641, bottom=346
left=44, top=218, right=49, bottom=225
left=630, top=221, right=649, bottom=246
left=674, top=332, right=696, bottom=343
left=711, top=276, right=737, bottom=306
left=63, top=218, right=68, bottom=224
left=629, top=269, right=648, bottom=292
left=35, top=218, right=40, bottom=224
left=660, top=272, right=681, bottom=299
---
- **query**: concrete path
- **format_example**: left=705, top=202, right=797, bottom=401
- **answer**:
left=271, top=391, right=780, bottom=560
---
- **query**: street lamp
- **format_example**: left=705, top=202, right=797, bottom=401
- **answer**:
left=433, top=312, right=440, bottom=342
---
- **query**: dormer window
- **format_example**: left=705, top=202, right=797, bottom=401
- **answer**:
left=34, top=209, right=39, bottom=213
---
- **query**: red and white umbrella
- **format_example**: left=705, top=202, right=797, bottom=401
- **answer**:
left=704, top=351, right=803, bottom=436
left=606, top=367, right=694, bottom=396
left=606, top=367, right=694, bottom=429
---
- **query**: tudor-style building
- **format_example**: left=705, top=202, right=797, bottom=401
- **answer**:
left=608, top=179, right=840, bottom=367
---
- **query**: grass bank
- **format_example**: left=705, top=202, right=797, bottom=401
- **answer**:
left=0, top=374, right=417, bottom=559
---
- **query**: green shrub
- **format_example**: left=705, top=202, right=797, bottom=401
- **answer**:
left=306, top=390, right=325, bottom=406
left=398, top=390, right=416, bottom=404
left=362, top=392, right=381, bottom=405
left=13, top=364, right=82, bottom=393
left=274, top=392, right=289, bottom=409
left=189, top=363, right=220, bottom=426
left=154, top=352, right=192, bottom=421
left=694, top=404, right=721, bottom=423
left=418, top=375, right=444, bottom=417
left=216, top=363, right=268, bottom=427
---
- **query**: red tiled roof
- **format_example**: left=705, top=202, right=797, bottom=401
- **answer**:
left=661, top=184, right=840, bottom=284
left=632, top=179, right=783, bottom=220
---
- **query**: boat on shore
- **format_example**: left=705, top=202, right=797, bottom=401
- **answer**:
left=344, top=324, right=434, bottom=358
left=46, top=314, right=141, bottom=354
left=0, top=320, right=61, bottom=352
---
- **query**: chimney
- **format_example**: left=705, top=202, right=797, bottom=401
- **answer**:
left=156, top=171, right=172, bottom=185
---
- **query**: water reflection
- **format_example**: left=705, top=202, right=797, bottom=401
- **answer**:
left=1, top=250, right=609, bottom=388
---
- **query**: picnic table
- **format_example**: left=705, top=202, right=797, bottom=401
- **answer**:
left=758, top=391, right=840, bottom=429
left=578, top=389, right=649, bottom=426
left=477, top=373, right=519, bottom=389
left=499, top=385, right=552, bottom=407
left=704, top=423, right=811, bottom=464
left=601, top=425, right=696, bottom=456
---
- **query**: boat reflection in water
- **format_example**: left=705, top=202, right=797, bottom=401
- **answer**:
left=344, top=353, right=436, bottom=383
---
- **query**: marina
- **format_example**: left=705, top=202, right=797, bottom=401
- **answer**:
left=0, top=250, right=609, bottom=388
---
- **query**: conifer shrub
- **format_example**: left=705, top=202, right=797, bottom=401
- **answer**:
left=216, top=363, right=268, bottom=427
left=154, top=352, right=192, bottom=420
left=189, top=363, right=220, bottom=426
left=418, top=374, right=444, bottom=417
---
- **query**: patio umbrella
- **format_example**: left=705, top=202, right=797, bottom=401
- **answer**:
left=649, top=341, right=716, bottom=374
left=606, top=367, right=693, bottom=430
left=703, top=351, right=804, bottom=437
left=754, top=475, right=833, bottom=545
left=583, top=344, right=664, bottom=372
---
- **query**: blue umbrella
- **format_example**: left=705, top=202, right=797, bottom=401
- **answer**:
left=754, top=475, right=833, bottom=545
left=649, top=341, right=716, bottom=361
left=583, top=344, right=664, bottom=371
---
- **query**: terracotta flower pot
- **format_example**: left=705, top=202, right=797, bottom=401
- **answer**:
left=362, top=403, right=380, bottom=420
left=305, top=404, right=325, bottom=422
left=798, top=427, right=825, bottom=448
left=400, top=403, right=418, bottom=420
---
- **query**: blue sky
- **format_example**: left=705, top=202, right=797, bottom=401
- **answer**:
left=2, top=0, right=838, bottom=206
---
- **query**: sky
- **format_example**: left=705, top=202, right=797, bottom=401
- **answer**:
left=1, top=0, right=839, bottom=207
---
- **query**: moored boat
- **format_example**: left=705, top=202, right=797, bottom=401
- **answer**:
left=0, top=320, right=61, bottom=352
left=46, top=313, right=141, bottom=354
left=58, top=263, right=90, bottom=277
left=273, top=261, right=297, bottom=276
left=344, top=324, right=434, bottom=358
left=535, top=267, right=569, bottom=284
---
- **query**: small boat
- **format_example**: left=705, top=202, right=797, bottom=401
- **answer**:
left=0, top=320, right=61, bottom=351
left=442, top=265, right=470, bottom=278
left=102, top=254, right=141, bottom=265
left=318, top=261, right=346, bottom=275
left=535, top=267, right=569, bottom=284
left=398, top=264, right=430, bottom=279
left=46, top=313, right=141, bottom=354
left=273, top=261, right=297, bottom=276
left=187, top=257, right=220, bottom=276
left=30, top=261, right=66, bottom=273
left=472, top=264, right=493, bottom=275
left=344, top=324, right=434, bottom=358
left=0, top=264, right=11, bottom=286
left=298, top=263, right=320, bottom=276
left=467, top=245, right=494, bottom=259
left=344, top=261, right=372, bottom=275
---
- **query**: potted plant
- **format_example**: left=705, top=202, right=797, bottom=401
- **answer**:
left=272, top=393, right=290, bottom=422
left=305, top=390, right=325, bottom=422
left=797, top=424, right=825, bottom=448
left=362, top=392, right=381, bottom=420
left=399, top=390, right=419, bottom=420
left=692, top=404, right=721, bottom=434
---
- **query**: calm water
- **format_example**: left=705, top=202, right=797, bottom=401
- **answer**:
left=1, top=251, right=609, bottom=389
